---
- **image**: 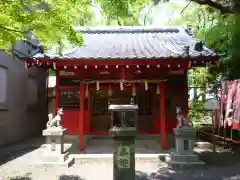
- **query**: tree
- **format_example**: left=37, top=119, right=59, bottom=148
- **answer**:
left=0, top=0, right=94, bottom=50
left=190, top=0, right=240, bottom=14
left=97, top=0, right=148, bottom=26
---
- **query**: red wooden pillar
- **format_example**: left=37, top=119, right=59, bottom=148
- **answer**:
left=87, top=89, right=91, bottom=134
left=79, top=82, right=85, bottom=150
left=55, top=70, right=60, bottom=114
left=160, top=82, right=167, bottom=150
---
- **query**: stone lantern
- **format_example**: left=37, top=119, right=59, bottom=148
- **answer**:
left=109, top=104, right=138, bottom=180
left=204, top=97, right=219, bottom=152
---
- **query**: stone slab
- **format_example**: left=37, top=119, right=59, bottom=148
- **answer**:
left=40, top=152, right=69, bottom=162
left=170, top=153, right=200, bottom=162
left=74, top=153, right=169, bottom=164
left=42, top=128, right=66, bottom=136
left=36, top=156, right=75, bottom=168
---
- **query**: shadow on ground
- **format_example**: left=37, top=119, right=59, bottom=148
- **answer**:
left=136, top=166, right=240, bottom=180
left=8, top=175, right=85, bottom=180
left=6, top=167, right=240, bottom=180
left=196, top=146, right=240, bottom=166
left=0, top=147, right=40, bottom=166
left=9, top=177, right=31, bottom=180
left=198, top=151, right=239, bottom=166
left=0, top=137, right=44, bottom=166
left=59, top=175, right=84, bottom=180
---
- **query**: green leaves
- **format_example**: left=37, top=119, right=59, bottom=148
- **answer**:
left=97, top=0, right=148, bottom=25
left=0, top=0, right=93, bottom=51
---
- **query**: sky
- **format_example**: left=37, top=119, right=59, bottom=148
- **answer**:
left=140, top=0, right=188, bottom=26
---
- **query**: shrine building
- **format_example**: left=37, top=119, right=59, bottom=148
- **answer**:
left=24, top=27, right=218, bottom=150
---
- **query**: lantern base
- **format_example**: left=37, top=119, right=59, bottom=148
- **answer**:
left=36, top=128, right=75, bottom=168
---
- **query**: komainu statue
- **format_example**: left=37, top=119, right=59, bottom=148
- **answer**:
left=176, top=106, right=191, bottom=128
left=176, top=106, right=193, bottom=128
left=46, top=108, right=63, bottom=129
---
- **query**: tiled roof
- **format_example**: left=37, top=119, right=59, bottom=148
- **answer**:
left=36, top=26, right=217, bottom=60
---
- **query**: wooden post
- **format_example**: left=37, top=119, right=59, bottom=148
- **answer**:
left=212, top=111, right=216, bottom=152
left=55, top=70, right=60, bottom=114
left=215, top=109, right=220, bottom=135
left=160, top=82, right=167, bottom=149
left=79, top=82, right=85, bottom=150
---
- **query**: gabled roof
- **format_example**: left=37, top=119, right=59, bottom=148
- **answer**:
left=35, top=26, right=217, bottom=60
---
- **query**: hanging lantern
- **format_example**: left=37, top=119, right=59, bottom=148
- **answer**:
left=85, top=84, right=88, bottom=98
left=156, top=83, right=160, bottom=95
left=120, top=81, right=124, bottom=91
left=145, top=80, right=148, bottom=91
left=132, top=83, right=136, bottom=96
left=96, top=81, right=100, bottom=91
left=108, top=84, right=112, bottom=96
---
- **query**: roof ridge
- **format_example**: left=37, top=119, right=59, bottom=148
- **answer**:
left=75, top=26, right=181, bottom=34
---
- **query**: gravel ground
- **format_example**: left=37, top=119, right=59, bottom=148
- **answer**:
left=1, top=147, right=240, bottom=180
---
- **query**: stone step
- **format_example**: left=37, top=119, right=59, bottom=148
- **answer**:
left=73, top=153, right=169, bottom=164
left=168, top=160, right=205, bottom=168
left=40, top=152, right=69, bottom=162
left=170, top=153, right=200, bottom=163
left=36, top=155, right=75, bottom=168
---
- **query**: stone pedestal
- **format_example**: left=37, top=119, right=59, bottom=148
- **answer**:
left=109, top=127, right=137, bottom=180
left=37, top=128, right=74, bottom=167
left=168, top=124, right=204, bottom=168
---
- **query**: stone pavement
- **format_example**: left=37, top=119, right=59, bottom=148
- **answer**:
left=1, top=137, right=240, bottom=180
left=0, top=146, right=240, bottom=180
left=1, top=154, right=240, bottom=180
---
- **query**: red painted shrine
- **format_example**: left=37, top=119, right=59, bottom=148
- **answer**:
left=24, top=27, right=218, bottom=150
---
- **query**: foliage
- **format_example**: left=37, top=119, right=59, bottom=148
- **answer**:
left=165, top=1, right=240, bottom=124
left=168, top=2, right=240, bottom=82
left=1, top=0, right=238, bottom=51
left=188, top=99, right=205, bottom=125
left=97, top=0, right=148, bottom=25
left=175, top=2, right=240, bottom=81
left=0, top=0, right=94, bottom=50
left=162, top=3, right=217, bottom=123
left=96, top=0, right=240, bottom=81
left=96, top=0, right=174, bottom=26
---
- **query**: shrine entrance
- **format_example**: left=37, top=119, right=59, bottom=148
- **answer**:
left=90, top=87, right=153, bottom=134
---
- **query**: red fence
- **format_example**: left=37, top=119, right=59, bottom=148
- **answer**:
left=219, top=80, right=240, bottom=130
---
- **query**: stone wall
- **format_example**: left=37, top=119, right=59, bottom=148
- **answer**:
left=0, top=50, right=48, bottom=147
